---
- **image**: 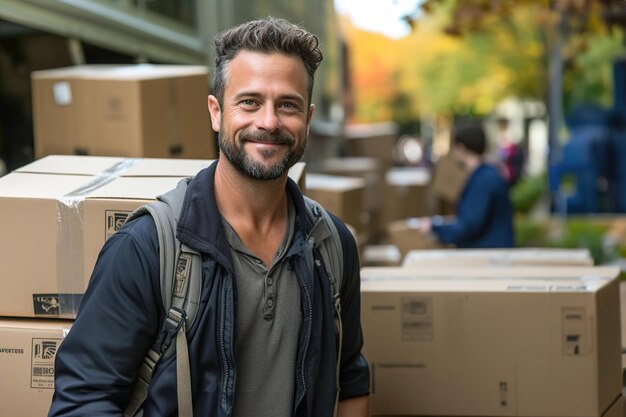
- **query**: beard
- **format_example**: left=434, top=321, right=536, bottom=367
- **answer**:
left=218, top=127, right=307, bottom=180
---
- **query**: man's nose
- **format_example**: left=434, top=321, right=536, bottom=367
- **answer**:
left=256, top=106, right=281, bottom=132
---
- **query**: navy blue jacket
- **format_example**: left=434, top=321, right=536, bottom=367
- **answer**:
left=48, top=162, right=370, bottom=417
left=432, top=163, right=514, bottom=248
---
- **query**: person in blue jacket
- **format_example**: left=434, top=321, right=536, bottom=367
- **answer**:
left=48, top=17, right=369, bottom=417
left=420, top=123, right=515, bottom=248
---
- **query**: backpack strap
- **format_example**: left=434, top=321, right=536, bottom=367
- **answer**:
left=304, top=196, right=344, bottom=416
left=123, top=178, right=201, bottom=417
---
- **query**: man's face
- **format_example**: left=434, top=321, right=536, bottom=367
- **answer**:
left=208, top=50, right=314, bottom=180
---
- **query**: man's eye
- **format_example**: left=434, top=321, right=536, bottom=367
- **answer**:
left=280, top=102, right=297, bottom=110
left=240, top=99, right=256, bottom=106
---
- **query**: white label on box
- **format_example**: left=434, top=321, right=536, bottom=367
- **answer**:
left=31, top=338, right=61, bottom=389
left=401, top=297, right=433, bottom=341
left=53, top=82, right=72, bottom=106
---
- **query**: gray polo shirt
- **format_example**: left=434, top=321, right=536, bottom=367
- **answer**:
left=222, top=197, right=301, bottom=417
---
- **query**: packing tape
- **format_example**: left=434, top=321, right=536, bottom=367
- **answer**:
left=54, top=158, right=141, bottom=316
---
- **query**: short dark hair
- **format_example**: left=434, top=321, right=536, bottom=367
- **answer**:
left=453, top=123, right=486, bottom=155
left=212, top=17, right=323, bottom=107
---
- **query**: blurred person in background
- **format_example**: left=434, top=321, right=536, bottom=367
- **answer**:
left=494, top=117, right=525, bottom=187
left=419, top=122, right=514, bottom=248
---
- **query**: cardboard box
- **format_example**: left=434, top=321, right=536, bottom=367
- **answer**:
left=32, top=65, right=216, bottom=160
left=343, top=123, right=398, bottom=169
left=0, top=155, right=306, bottom=318
left=402, top=248, right=594, bottom=268
left=386, top=218, right=444, bottom=257
left=305, top=173, right=366, bottom=232
left=316, top=157, right=385, bottom=243
left=431, top=153, right=469, bottom=204
left=0, top=171, right=184, bottom=318
left=361, top=266, right=622, bottom=417
left=0, top=318, right=72, bottom=417
left=382, top=167, right=432, bottom=225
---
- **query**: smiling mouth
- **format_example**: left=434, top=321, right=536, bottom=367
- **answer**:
left=248, top=139, right=284, bottom=144
left=240, top=131, right=293, bottom=146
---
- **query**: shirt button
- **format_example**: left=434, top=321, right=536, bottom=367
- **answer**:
left=267, top=298, right=274, bottom=308
left=267, top=277, right=273, bottom=286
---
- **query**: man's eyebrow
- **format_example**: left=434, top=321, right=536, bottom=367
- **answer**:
left=233, top=91, right=305, bottom=105
left=232, top=91, right=262, bottom=101
left=279, top=94, right=306, bottom=105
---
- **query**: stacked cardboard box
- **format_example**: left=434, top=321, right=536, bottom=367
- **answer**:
left=382, top=167, right=432, bottom=225
left=305, top=173, right=366, bottom=235
left=342, top=122, right=398, bottom=170
left=361, top=266, right=623, bottom=417
left=31, top=65, right=216, bottom=160
left=0, top=155, right=210, bottom=318
left=0, top=319, right=73, bottom=417
left=317, top=157, right=384, bottom=242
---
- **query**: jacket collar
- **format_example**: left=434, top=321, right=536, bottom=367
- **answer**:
left=176, top=160, right=313, bottom=268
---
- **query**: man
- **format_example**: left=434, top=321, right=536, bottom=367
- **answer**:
left=48, top=17, right=370, bottom=417
left=420, top=122, right=514, bottom=248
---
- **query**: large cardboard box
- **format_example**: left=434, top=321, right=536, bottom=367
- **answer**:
left=0, top=155, right=306, bottom=318
left=0, top=171, right=184, bottom=318
left=305, top=173, right=366, bottom=232
left=402, top=248, right=594, bottom=268
left=0, top=318, right=72, bottom=417
left=361, top=266, right=622, bottom=417
left=32, top=65, right=216, bottom=160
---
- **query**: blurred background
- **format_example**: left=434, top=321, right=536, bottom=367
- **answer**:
left=0, top=0, right=625, bottom=266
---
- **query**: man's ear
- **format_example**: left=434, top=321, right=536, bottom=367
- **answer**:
left=208, top=95, right=221, bottom=132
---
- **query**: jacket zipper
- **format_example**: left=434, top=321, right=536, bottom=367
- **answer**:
left=219, top=273, right=231, bottom=412
left=295, top=245, right=314, bottom=409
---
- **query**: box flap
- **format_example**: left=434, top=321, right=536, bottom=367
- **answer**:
left=16, top=155, right=125, bottom=176
left=360, top=275, right=611, bottom=293
left=361, top=265, right=619, bottom=285
left=0, top=173, right=95, bottom=198
left=122, top=158, right=213, bottom=177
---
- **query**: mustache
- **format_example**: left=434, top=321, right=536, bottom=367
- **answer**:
left=239, top=130, right=294, bottom=145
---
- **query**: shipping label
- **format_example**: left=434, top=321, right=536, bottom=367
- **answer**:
left=401, top=297, right=433, bottom=341
left=31, top=338, right=61, bottom=389
left=105, top=210, right=132, bottom=239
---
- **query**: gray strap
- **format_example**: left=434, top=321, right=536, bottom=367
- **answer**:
left=303, top=197, right=344, bottom=414
left=123, top=349, right=160, bottom=417
left=176, top=321, right=193, bottom=417
left=123, top=178, right=200, bottom=417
